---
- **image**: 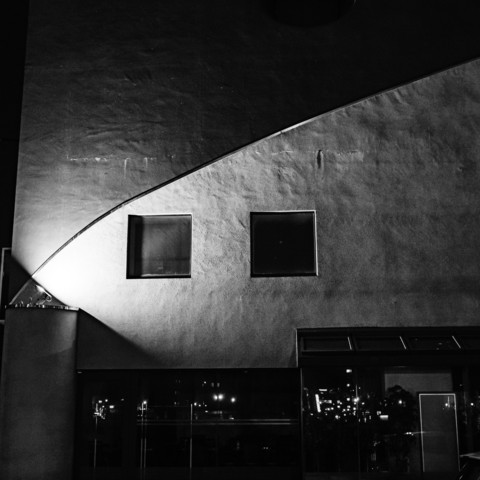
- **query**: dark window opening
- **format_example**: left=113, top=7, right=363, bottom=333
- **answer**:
left=251, top=211, right=316, bottom=277
left=127, top=215, right=192, bottom=278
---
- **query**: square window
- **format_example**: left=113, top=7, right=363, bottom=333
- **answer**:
left=250, top=211, right=317, bottom=276
left=127, top=215, right=192, bottom=278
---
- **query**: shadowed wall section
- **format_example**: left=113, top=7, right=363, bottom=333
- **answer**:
left=0, top=308, right=78, bottom=480
left=28, top=59, right=480, bottom=369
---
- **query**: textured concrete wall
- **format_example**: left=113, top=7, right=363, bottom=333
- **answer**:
left=0, top=308, right=77, bottom=479
left=13, top=0, right=480, bottom=274
left=30, top=59, right=480, bottom=369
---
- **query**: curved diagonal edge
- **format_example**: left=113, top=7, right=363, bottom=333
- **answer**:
left=9, top=55, right=479, bottom=307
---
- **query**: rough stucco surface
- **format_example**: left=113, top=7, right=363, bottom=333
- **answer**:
left=30, top=60, right=480, bottom=369
left=12, top=0, right=480, bottom=273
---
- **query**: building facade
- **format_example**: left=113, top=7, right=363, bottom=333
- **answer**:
left=2, top=1, right=480, bottom=479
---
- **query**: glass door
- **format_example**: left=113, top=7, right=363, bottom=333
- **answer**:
left=419, top=393, right=459, bottom=480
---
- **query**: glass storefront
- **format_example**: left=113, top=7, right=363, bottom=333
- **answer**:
left=75, top=328, right=480, bottom=480
left=75, top=369, right=300, bottom=480
left=302, top=366, right=466, bottom=480
left=299, top=327, right=480, bottom=480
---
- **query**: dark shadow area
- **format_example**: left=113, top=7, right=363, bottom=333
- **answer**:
left=77, top=310, right=158, bottom=369
left=0, top=0, right=29, bottom=250
left=6, top=255, right=34, bottom=307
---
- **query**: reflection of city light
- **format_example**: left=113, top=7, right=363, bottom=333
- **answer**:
left=315, top=394, right=321, bottom=413
left=213, top=394, right=218, bottom=400
left=218, top=394, right=224, bottom=400
left=231, top=397, right=236, bottom=403
left=346, top=369, right=352, bottom=374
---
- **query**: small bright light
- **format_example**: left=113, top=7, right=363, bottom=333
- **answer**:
left=142, top=400, right=147, bottom=405
left=218, top=394, right=224, bottom=400
left=353, top=397, right=359, bottom=403
left=213, top=394, right=218, bottom=401
left=231, top=397, right=236, bottom=403
left=346, top=369, right=352, bottom=374
left=36, top=285, right=46, bottom=294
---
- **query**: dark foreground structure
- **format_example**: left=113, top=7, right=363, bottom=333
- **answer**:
left=2, top=1, right=480, bottom=479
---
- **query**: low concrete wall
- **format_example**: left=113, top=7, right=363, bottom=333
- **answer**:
left=0, top=307, right=78, bottom=480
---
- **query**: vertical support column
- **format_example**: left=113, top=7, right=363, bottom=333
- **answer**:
left=0, top=307, right=78, bottom=480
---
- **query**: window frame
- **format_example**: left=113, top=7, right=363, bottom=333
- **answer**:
left=126, top=214, right=192, bottom=279
left=250, top=210, right=318, bottom=278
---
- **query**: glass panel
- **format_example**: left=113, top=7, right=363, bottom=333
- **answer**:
left=355, top=336, right=405, bottom=351
left=76, top=373, right=135, bottom=480
left=303, top=337, right=351, bottom=352
left=127, top=215, right=191, bottom=278
left=189, top=369, right=300, bottom=479
left=456, top=335, right=480, bottom=350
left=136, top=371, right=191, bottom=479
left=251, top=211, right=316, bottom=276
left=419, top=393, right=459, bottom=480
left=134, top=370, right=300, bottom=480
left=302, top=367, right=359, bottom=479
left=406, top=336, right=459, bottom=351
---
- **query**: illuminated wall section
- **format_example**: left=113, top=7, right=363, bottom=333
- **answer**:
left=29, top=59, right=480, bottom=368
